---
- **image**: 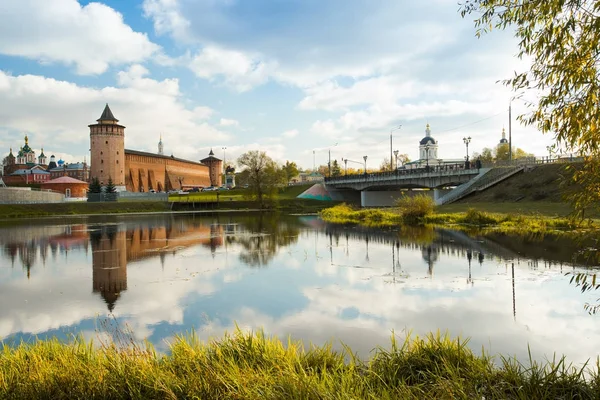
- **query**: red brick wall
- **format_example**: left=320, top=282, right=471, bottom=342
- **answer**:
left=41, top=182, right=89, bottom=197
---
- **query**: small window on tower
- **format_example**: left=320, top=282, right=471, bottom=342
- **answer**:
left=106, top=141, right=108, bottom=144
left=116, top=160, right=119, bottom=164
left=101, top=160, right=103, bottom=164
left=117, top=151, right=119, bottom=155
left=100, top=151, right=103, bottom=155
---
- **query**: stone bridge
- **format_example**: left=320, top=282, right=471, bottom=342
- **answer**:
left=324, top=164, right=483, bottom=207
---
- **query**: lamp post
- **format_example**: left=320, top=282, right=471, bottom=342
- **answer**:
left=343, top=158, right=363, bottom=175
left=390, top=125, right=402, bottom=171
left=363, top=155, right=368, bottom=175
left=342, top=158, right=348, bottom=176
left=546, top=145, right=552, bottom=162
left=463, top=136, right=472, bottom=162
left=328, top=143, right=338, bottom=177
left=393, top=149, right=399, bottom=170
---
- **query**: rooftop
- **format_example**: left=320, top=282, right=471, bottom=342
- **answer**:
left=43, top=176, right=88, bottom=185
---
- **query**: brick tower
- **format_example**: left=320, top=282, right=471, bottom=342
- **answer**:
left=200, top=149, right=223, bottom=187
left=89, top=104, right=125, bottom=189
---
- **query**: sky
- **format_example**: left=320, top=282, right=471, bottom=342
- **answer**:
left=0, top=0, right=556, bottom=170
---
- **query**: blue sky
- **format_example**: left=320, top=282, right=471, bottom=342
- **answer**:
left=0, top=0, right=554, bottom=169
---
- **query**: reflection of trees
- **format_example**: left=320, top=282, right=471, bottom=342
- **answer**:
left=232, top=214, right=300, bottom=267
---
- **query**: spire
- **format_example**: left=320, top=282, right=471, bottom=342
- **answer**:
left=97, top=103, right=118, bottom=122
left=425, top=123, right=431, bottom=137
left=502, top=127, right=506, bottom=139
left=209, top=148, right=214, bottom=156
left=158, top=135, right=164, bottom=155
left=24, top=135, right=28, bottom=145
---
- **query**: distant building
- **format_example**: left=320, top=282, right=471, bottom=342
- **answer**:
left=3, top=136, right=48, bottom=175
left=49, top=162, right=90, bottom=182
left=89, top=104, right=218, bottom=191
left=3, top=166, right=51, bottom=185
left=42, top=176, right=89, bottom=198
left=299, top=171, right=324, bottom=182
left=404, top=124, right=463, bottom=169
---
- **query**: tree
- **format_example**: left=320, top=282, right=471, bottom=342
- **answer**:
left=396, top=154, right=410, bottom=167
left=88, top=177, right=102, bottom=193
left=379, top=157, right=392, bottom=172
left=105, top=176, right=117, bottom=193
left=494, top=143, right=533, bottom=161
left=282, top=161, right=299, bottom=183
left=237, top=151, right=285, bottom=208
left=479, top=147, right=494, bottom=163
left=331, top=159, right=342, bottom=177
left=460, top=0, right=600, bottom=215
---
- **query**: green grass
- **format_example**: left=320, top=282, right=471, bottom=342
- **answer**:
left=320, top=203, right=597, bottom=239
left=168, top=184, right=313, bottom=203
left=0, top=202, right=169, bottom=219
left=439, top=201, right=589, bottom=218
left=1, top=330, right=598, bottom=399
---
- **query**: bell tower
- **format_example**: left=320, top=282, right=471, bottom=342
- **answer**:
left=89, top=104, right=125, bottom=189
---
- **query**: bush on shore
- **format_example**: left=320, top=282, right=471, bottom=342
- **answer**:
left=0, top=330, right=598, bottom=399
left=395, top=193, right=436, bottom=224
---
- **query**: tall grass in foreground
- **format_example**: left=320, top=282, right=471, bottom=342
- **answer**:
left=0, top=330, right=598, bottom=399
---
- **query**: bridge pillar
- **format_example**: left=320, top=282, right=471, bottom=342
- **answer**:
left=433, top=188, right=453, bottom=203
left=360, top=191, right=404, bottom=207
left=327, top=188, right=361, bottom=204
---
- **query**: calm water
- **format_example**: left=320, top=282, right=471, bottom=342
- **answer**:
left=1, top=213, right=598, bottom=366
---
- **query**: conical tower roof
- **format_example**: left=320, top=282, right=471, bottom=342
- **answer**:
left=97, top=104, right=118, bottom=122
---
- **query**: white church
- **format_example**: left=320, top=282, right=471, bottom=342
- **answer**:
left=403, top=124, right=465, bottom=169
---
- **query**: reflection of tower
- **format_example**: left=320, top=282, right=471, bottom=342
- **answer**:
left=208, top=224, right=223, bottom=257
left=467, top=249, right=473, bottom=285
left=421, top=245, right=438, bottom=276
left=91, top=225, right=127, bottom=313
left=18, top=242, right=36, bottom=279
left=511, top=263, right=516, bottom=321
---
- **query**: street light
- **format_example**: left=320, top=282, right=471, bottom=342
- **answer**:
left=393, top=149, right=399, bottom=170
left=390, top=125, right=402, bottom=171
left=328, top=143, right=338, bottom=177
left=342, top=158, right=348, bottom=176
left=463, top=136, right=472, bottom=162
left=546, top=145, right=552, bottom=161
left=363, top=155, right=368, bottom=175
left=222, top=146, right=227, bottom=172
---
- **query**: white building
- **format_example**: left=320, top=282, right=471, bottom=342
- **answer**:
left=404, top=124, right=464, bottom=169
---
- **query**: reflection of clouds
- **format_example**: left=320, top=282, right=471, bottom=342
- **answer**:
left=2, top=215, right=599, bottom=371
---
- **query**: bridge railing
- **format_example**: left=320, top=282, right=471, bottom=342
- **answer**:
left=325, top=163, right=478, bottom=184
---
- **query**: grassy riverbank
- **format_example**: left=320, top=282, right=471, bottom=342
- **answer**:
left=320, top=203, right=594, bottom=237
left=1, top=331, right=598, bottom=399
left=0, top=202, right=170, bottom=219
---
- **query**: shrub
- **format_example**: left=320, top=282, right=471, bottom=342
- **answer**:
left=395, top=194, right=435, bottom=225
left=461, top=208, right=499, bottom=226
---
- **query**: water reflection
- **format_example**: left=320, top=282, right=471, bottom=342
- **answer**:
left=0, top=215, right=598, bottom=368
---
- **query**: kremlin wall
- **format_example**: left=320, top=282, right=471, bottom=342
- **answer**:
left=1, top=104, right=222, bottom=199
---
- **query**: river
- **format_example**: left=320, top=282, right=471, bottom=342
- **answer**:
left=0, top=213, right=598, bottom=367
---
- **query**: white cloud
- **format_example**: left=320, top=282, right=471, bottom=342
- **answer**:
left=219, top=118, right=239, bottom=127
left=281, top=129, right=298, bottom=139
left=0, top=0, right=159, bottom=75
left=143, top=0, right=190, bottom=43
left=0, top=67, right=228, bottom=162
left=188, top=46, right=276, bottom=92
